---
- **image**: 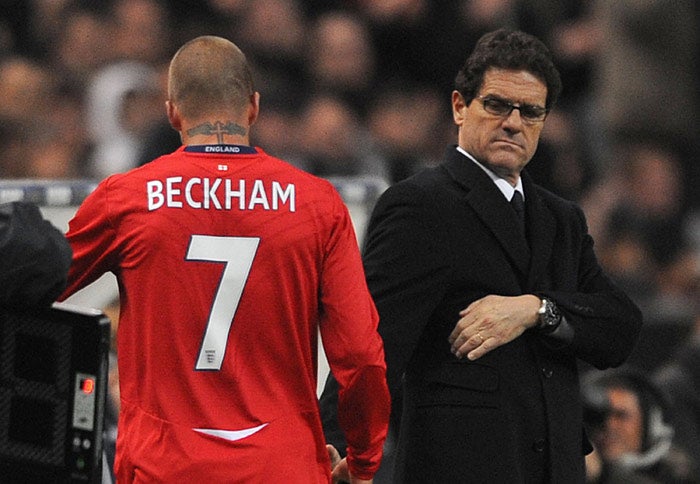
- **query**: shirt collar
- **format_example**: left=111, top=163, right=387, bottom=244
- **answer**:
left=456, top=146, right=524, bottom=201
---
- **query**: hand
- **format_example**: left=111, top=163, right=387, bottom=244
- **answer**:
left=448, top=294, right=540, bottom=360
left=330, top=455, right=350, bottom=483
left=326, top=447, right=373, bottom=484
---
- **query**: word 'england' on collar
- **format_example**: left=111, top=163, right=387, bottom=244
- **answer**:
left=455, top=145, right=524, bottom=201
left=185, top=144, right=257, bottom=154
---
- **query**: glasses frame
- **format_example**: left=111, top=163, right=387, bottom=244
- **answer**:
left=475, top=95, right=549, bottom=123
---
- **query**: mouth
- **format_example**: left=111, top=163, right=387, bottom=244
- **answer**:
left=493, top=139, right=523, bottom=151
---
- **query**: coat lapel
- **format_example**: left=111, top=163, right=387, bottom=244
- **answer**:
left=442, top=149, right=531, bottom=277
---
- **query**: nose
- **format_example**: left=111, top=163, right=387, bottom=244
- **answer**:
left=502, top=108, right=524, bottom=131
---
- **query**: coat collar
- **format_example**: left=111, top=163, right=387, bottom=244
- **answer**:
left=442, top=146, right=556, bottom=287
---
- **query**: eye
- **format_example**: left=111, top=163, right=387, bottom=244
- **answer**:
left=483, top=97, right=510, bottom=114
left=520, top=105, right=547, bottom=120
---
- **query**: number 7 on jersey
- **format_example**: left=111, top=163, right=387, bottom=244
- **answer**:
left=186, top=235, right=260, bottom=370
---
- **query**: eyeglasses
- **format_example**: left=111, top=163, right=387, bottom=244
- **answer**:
left=475, top=95, right=548, bottom=123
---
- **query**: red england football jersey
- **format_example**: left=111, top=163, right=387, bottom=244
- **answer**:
left=60, top=145, right=390, bottom=483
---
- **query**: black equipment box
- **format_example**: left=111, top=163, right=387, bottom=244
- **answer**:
left=0, top=302, right=110, bottom=483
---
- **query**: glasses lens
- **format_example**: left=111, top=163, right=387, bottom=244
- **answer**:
left=520, top=105, right=547, bottom=121
left=482, top=97, right=511, bottom=116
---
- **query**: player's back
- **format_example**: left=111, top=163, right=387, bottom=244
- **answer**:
left=67, top=146, right=369, bottom=482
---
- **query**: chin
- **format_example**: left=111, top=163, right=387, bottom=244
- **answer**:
left=486, top=156, right=526, bottom=178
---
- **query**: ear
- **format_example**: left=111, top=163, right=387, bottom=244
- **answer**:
left=451, top=91, right=467, bottom=127
left=247, top=92, right=260, bottom=126
left=166, top=100, right=181, bottom=131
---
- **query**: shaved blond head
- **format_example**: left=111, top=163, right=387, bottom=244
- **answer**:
left=168, top=36, right=254, bottom=120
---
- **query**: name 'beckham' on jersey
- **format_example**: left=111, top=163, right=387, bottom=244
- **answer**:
left=147, top=176, right=296, bottom=212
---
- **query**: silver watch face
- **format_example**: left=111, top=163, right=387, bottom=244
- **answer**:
left=539, top=298, right=560, bottom=328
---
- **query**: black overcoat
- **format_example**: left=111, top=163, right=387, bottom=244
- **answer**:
left=321, top=147, right=642, bottom=483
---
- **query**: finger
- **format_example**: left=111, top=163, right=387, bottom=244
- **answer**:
left=448, top=326, right=460, bottom=345
left=326, top=444, right=341, bottom=469
left=448, top=326, right=470, bottom=348
left=448, top=315, right=472, bottom=344
left=452, top=332, right=485, bottom=358
left=467, top=333, right=502, bottom=360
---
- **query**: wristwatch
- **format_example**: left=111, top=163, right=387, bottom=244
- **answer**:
left=537, top=297, right=562, bottom=333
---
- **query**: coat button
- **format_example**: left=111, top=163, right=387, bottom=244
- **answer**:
left=532, top=439, right=546, bottom=452
left=541, top=367, right=553, bottom=378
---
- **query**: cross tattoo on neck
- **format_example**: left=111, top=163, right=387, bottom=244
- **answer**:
left=187, top=121, right=247, bottom=144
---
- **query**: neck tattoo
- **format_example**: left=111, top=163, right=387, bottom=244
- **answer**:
left=187, top=121, right=247, bottom=144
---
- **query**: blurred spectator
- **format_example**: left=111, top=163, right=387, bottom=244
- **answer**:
left=0, top=55, right=51, bottom=179
left=111, top=0, right=173, bottom=64
left=583, top=369, right=700, bottom=483
left=583, top=138, right=694, bottom=304
left=0, top=55, right=87, bottom=178
left=366, top=80, right=448, bottom=183
left=654, top=315, right=700, bottom=476
left=0, top=55, right=53, bottom=122
left=0, top=118, right=28, bottom=178
left=527, top=108, right=598, bottom=202
left=47, top=1, right=113, bottom=87
left=305, top=10, right=376, bottom=116
left=84, top=60, right=162, bottom=179
left=24, top=129, right=83, bottom=179
left=295, top=93, right=389, bottom=182
left=249, top=97, right=302, bottom=162
left=0, top=0, right=35, bottom=56
left=581, top=379, right=658, bottom=484
left=359, top=0, right=487, bottom=95
left=516, top=0, right=600, bottom=108
left=592, top=0, right=697, bottom=165
left=608, top=140, right=689, bottom=266
left=162, top=0, right=245, bottom=45
left=235, top=0, right=308, bottom=113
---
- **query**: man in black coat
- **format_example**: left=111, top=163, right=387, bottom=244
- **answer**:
left=321, top=29, right=642, bottom=483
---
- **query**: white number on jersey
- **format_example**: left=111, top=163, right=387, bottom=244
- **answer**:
left=186, top=235, right=260, bottom=370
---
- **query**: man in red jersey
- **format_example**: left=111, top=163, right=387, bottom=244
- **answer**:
left=60, top=36, right=389, bottom=483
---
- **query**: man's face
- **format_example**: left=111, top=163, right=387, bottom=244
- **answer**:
left=452, top=68, right=547, bottom=185
left=596, top=387, right=644, bottom=460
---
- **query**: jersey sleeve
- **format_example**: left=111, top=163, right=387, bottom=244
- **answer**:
left=59, top=178, right=121, bottom=300
left=317, top=191, right=390, bottom=480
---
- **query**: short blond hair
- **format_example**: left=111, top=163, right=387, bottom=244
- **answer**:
left=168, top=36, right=254, bottom=119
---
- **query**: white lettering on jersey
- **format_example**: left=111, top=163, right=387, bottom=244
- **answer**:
left=166, top=177, right=183, bottom=208
left=146, top=177, right=296, bottom=212
left=249, top=180, right=269, bottom=210
left=185, top=178, right=201, bottom=208
left=203, top=178, right=222, bottom=209
left=226, top=179, right=245, bottom=210
left=147, top=180, right=164, bottom=210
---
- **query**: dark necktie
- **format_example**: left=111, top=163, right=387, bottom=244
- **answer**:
left=511, top=190, right=525, bottom=233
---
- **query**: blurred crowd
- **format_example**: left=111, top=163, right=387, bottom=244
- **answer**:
left=1, top=0, right=699, bottom=482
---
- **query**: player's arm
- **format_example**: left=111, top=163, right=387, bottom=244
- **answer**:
left=58, top=180, right=120, bottom=300
left=318, top=192, right=390, bottom=481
